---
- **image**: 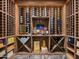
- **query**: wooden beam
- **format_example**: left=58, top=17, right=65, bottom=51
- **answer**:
left=15, top=3, right=19, bottom=35
left=18, top=1, right=66, bottom=7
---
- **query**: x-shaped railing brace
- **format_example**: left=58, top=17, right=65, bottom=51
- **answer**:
left=51, top=37, right=64, bottom=52
left=17, top=37, right=31, bottom=52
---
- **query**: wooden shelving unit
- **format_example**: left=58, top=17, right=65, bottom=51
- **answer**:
left=0, top=0, right=6, bottom=37
left=0, top=37, right=15, bottom=59
left=18, top=6, right=63, bottom=35
left=0, top=0, right=15, bottom=59
left=0, top=0, right=79, bottom=59
left=66, top=0, right=79, bottom=59
left=7, top=0, right=15, bottom=36
left=16, top=1, right=66, bottom=56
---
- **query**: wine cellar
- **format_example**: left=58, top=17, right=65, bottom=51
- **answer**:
left=0, top=0, right=79, bottom=59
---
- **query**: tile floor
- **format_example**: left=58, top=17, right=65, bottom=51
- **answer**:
left=14, top=55, right=66, bottom=59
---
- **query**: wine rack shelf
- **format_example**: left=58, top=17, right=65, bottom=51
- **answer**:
left=66, top=0, right=79, bottom=59
left=0, top=0, right=15, bottom=59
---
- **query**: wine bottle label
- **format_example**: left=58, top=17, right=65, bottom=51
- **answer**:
left=34, top=41, right=40, bottom=53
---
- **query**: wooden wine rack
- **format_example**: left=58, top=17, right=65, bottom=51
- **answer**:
left=0, top=0, right=15, bottom=59
left=66, top=0, right=79, bottom=59
left=0, top=0, right=79, bottom=59
left=16, top=2, right=66, bottom=57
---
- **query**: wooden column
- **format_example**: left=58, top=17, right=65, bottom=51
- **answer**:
left=15, top=2, right=19, bottom=35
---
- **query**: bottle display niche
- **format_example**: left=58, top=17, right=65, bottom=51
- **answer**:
left=19, top=7, right=31, bottom=34
left=19, top=7, right=62, bottom=35
left=50, top=7, right=62, bottom=34
left=32, top=17, right=49, bottom=35
left=32, top=37, right=49, bottom=53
